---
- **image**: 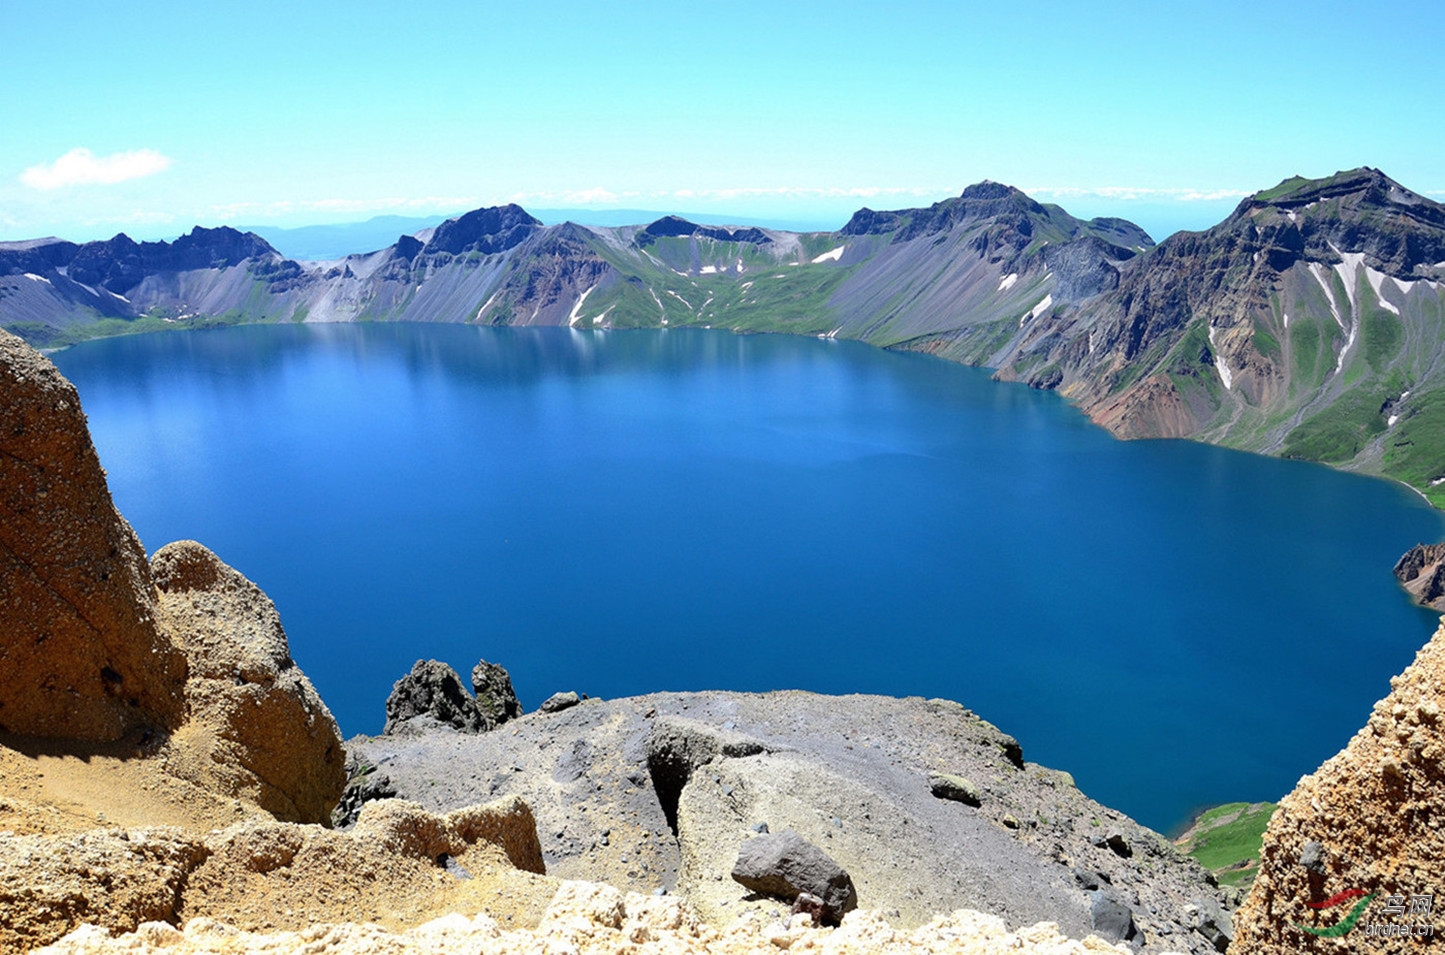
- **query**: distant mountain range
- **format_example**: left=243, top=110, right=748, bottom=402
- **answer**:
left=242, top=211, right=844, bottom=261
left=3, top=168, right=1443, bottom=504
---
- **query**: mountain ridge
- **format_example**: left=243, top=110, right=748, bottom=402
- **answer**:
left=3, top=168, right=1444, bottom=504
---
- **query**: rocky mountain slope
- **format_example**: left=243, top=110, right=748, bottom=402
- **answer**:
left=984, top=169, right=1445, bottom=504
left=4, top=169, right=1443, bottom=502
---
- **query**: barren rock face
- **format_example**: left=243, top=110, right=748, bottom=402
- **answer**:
left=0, top=328, right=187, bottom=740
left=0, top=796, right=548, bottom=951
left=0, top=827, right=209, bottom=952
left=153, top=540, right=346, bottom=824
left=1232, top=618, right=1445, bottom=952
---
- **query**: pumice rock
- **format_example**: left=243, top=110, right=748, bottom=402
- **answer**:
left=154, top=540, right=346, bottom=824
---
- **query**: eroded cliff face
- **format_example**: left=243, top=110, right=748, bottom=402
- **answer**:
left=1231, top=618, right=1445, bottom=953
left=0, top=328, right=188, bottom=741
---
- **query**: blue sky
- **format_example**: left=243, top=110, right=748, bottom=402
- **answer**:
left=3, top=0, right=1442, bottom=243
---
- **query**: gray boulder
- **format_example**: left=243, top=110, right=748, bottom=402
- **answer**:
left=384, top=660, right=485, bottom=734
left=539, top=691, right=581, bottom=714
left=731, top=828, right=857, bottom=925
left=1186, top=896, right=1234, bottom=952
left=471, top=659, right=523, bottom=724
left=1089, top=889, right=1137, bottom=942
left=928, top=772, right=981, bottom=806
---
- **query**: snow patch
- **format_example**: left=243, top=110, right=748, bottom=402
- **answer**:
left=1020, top=294, right=1053, bottom=327
left=811, top=245, right=845, bottom=264
left=475, top=290, right=500, bottom=322
left=1308, top=263, right=1345, bottom=330
left=592, top=305, right=615, bottom=326
left=1209, top=325, right=1233, bottom=390
left=1283, top=312, right=1289, bottom=328
left=740, top=281, right=754, bottom=291
left=1365, top=266, right=1401, bottom=315
left=1389, top=414, right=1400, bottom=427
left=1329, top=244, right=1364, bottom=314
left=22, top=272, right=51, bottom=285
left=567, top=283, right=598, bottom=327
left=699, top=265, right=718, bottom=274
left=1432, top=477, right=1445, bottom=487
left=665, top=289, right=694, bottom=310
left=998, top=273, right=1018, bottom=291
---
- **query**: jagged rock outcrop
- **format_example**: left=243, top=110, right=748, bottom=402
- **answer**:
left=384, top=659, right=488, bottom=735
left=1394, top=543, right=1445, bottom=611
left=153, top=540, right=346, bottom=824
left=0, top=327, right=188, bottom=741
left=471, top=658, right=523, bottom=725
left=1232, top=618, right=1445, bottom=953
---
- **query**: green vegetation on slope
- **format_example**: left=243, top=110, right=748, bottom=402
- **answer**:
left=1384, top=388, right=1445, bottom=507
left=1282, top=387, right=1391, bottom=464
left=1176, top=802, right=1276, bottom=888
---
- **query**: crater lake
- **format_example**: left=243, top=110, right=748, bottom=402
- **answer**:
left=52, top=323, right=1445, bottom=833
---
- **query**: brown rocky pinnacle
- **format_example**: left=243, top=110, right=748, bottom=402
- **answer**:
left=0, top=327, right=187, bottom=740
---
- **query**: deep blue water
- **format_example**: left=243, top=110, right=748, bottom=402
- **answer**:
left=53, top=324, right=1444, bottom=833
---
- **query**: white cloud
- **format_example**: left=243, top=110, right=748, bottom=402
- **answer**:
left=1025, top=185, right=1251, bottom=203
left=20, top=148, right=172, bottom=190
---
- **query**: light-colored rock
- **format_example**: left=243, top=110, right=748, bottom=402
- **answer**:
left=0, top=826, right=209, bottom=952
left=36, top=889, right=1138, bottom=954
left=0, top=328, right=187, bottom=741
left=1232, top=617, right=1445, bottom=953
left=152, top=540, right=346, bottom=824
left=1, top=794, right=551, bottom=950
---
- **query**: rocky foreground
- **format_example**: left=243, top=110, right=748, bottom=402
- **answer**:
left=348, top=675, right=1234, bottom=953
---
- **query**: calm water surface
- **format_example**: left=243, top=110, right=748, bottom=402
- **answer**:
left=53, top=324, right=1445, bottom=832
